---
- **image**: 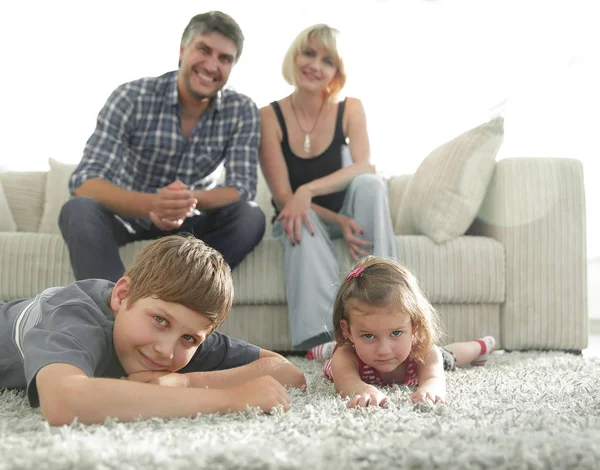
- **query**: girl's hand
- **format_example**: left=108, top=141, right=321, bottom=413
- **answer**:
left=336, top=214, right=373, bottom=260
left=348, top=384, right=389, bottom=408
left=410, top=388, right=447, bottom=405
left=275, top=186, right=314, bottom=244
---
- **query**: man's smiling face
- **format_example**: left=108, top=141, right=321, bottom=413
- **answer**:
left=178, top=31, right=238, bottom=102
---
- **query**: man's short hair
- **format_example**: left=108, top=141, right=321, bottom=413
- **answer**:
left=123, top=234, right=233, bottom=332
left=181, top=11, right=244, bottom=61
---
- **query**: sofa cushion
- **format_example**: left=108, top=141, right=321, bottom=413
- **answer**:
left=0, top=171, right=46, bottom=233
left=146, top=235, right=504, bottom=305
left=0, top=233, right=505, bottom=306
left=0, top=182, right=17, bottom=232
left=396, top=116, right=504, bottom=243
left=38, top=158, right=76, bottom=234
left=386, top=174, right=412, bottom=234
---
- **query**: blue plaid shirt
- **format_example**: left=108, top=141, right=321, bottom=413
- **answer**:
left=69, top=71, right=260, bottom=201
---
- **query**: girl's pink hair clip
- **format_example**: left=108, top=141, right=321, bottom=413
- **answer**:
left=346, top=267, right=365, bottom=282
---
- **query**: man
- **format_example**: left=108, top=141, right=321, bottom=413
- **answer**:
left=59, top=11, right=265, bottom=282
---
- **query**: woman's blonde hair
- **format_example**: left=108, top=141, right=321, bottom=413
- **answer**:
left=332, top=256, right=443, bottom=363
left=123, top=234, right=233, bottom=333
left=281, top=24, right=347, bottom=103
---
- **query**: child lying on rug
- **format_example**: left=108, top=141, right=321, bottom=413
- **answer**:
left=306, top=256, right=495, bottom=407
left=0, top=235, right=305, bottom=425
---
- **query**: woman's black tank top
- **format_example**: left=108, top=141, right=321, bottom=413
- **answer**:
left=270, top=99, right=348, bottom=214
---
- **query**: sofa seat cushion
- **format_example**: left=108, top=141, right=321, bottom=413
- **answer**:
left=127, top=235, right=504, bottom=305
left=0, top=233, right=505, bottom=307
left=396, top=235, right=505, bottom=304
left=119, top=238, right=290, bottom=305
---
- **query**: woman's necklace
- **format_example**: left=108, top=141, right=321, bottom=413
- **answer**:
left=289, top=94, right=326, bottom=154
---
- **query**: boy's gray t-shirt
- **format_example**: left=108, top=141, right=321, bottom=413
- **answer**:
left=0, top=279, right=260, bottom=407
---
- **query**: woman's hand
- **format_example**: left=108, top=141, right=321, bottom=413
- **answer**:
left=348, top=384, right=389, bottom=408
left=275, top=186, right=314, bottom=244
left=336, top=214, right=373, bottom=260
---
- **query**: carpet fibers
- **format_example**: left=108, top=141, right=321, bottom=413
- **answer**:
left=2, top=351, right=600, bottom=470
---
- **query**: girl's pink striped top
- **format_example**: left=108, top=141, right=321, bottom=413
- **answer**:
left=323, top=346, right=419, bottom=387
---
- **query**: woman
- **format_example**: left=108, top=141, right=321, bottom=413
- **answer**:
left=259, top=24, right=398, bottom=350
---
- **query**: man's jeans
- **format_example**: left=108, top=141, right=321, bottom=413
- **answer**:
left=59, top=196, right=266, bottom=282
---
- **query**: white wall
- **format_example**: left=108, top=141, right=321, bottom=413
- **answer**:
left=1, top=0, right=598, bottom=311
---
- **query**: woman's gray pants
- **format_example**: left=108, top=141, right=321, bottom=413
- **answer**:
left=273, top=174, right=398, bottom=350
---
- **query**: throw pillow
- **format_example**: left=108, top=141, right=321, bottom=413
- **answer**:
left=38, top=158, right=77, bottom=234
left=0, top=181, right=17, bottom=232
left=396, top=116, right=504, bottom=243
left=387, top=174, right=413, bottom=235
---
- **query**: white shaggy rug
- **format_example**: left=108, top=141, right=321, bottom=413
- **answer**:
left=2, top=351, right=600, bottom=470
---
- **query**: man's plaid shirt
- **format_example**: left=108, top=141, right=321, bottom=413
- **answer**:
left=69, top=71, right=260, bottom=201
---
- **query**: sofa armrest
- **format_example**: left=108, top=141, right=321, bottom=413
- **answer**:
left=469, top=158, right=587, bottom=350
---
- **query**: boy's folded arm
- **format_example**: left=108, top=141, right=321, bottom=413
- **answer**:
left=35, top=362, right=289, bottom=425
left=182, top=350, right=306, bottom=390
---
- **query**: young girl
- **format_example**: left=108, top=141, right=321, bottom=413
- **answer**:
left=306, top=256, right=496, bottom=407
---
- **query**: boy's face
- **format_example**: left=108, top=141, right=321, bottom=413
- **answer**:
left=110, top=277, right=214, bottom=376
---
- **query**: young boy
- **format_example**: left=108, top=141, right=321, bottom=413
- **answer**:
left=0, top=235, right=305, bottom=425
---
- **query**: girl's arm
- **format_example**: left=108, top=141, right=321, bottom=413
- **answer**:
left=36, top=363, right=290, bottom=426
left=330, top=343, right=389, bottom=408
left=411, top=345, right=447, bottom=404
left=126, top=349, right=307, bottom=391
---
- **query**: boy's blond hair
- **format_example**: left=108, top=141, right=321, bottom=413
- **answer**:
left=333, top=256, right=443, bottom=363
left=282, top=24, right=347, bottom=103
left=123, top=235, right=233, bottom=332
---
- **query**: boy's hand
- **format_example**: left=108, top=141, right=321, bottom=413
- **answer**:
left=348, top=384, right=389, bottom=408
left=225, top=376, right=291, bottom=413
left=124, top=371, right=190, bottom=388
left=411, top=388, right=447, bottom=405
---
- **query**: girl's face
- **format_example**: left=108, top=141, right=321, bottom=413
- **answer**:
left=294, top=40, right=338, bottom=93
left=340, top=299, right=414, bottom=373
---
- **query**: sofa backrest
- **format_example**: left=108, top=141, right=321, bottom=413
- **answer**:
left=0, top=159, right=409, bottom=238
left=1, top=117, right=506, bottom=243
left=0, top=160, right=273, bottom=236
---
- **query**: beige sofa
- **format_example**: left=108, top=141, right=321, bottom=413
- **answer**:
left=0, top=120, right=588, bottom=352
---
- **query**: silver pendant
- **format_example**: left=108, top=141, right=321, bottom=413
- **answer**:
left=303, top=134, right=311, bottom=154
